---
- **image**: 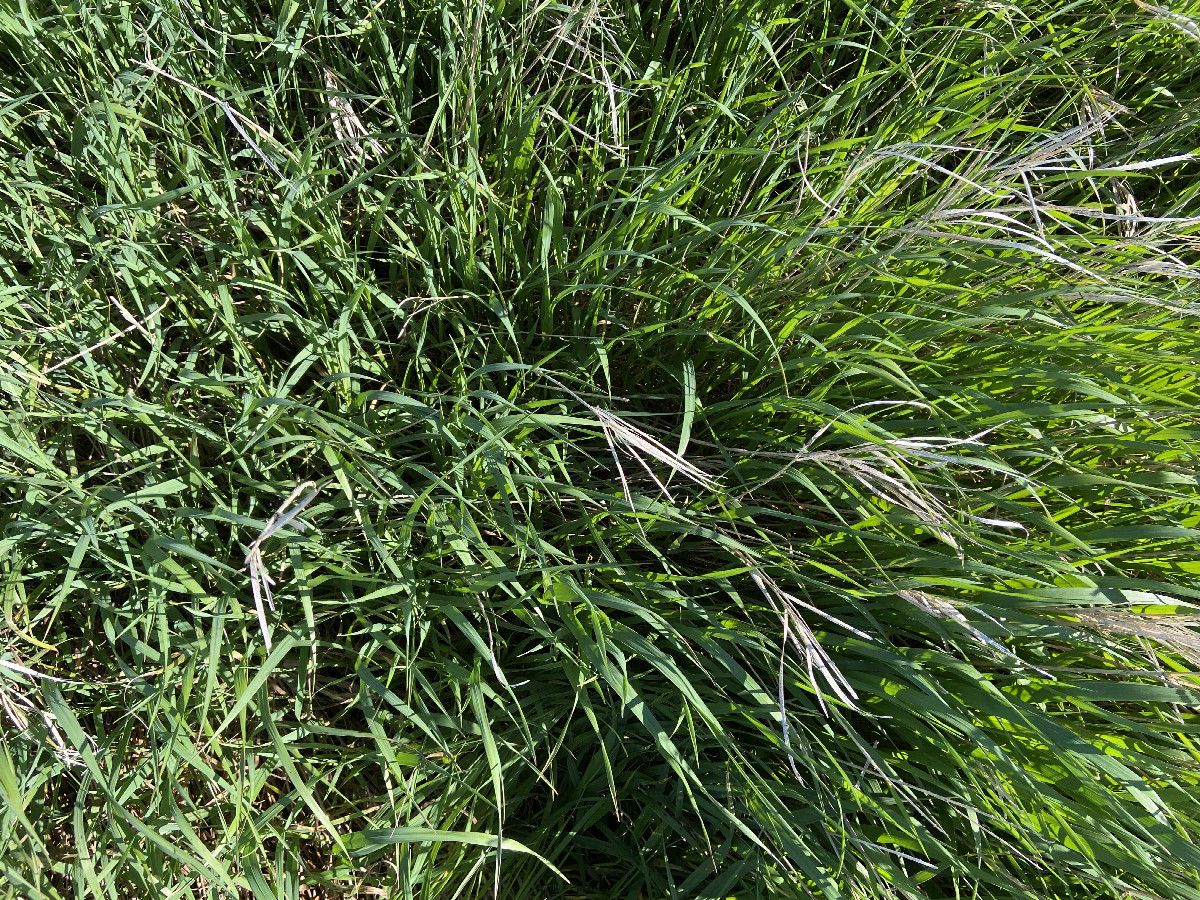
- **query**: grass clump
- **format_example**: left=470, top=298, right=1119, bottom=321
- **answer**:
left=3, top=0, right=1200, bottom=897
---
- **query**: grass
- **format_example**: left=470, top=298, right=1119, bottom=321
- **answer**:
left=2, top=0, right=1200, bottom=896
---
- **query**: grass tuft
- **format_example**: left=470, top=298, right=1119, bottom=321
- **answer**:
left=2, top=0, right=1200, bottom=897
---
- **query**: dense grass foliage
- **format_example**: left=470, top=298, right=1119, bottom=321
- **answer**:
left=3, top=0, right=1200, bottom=896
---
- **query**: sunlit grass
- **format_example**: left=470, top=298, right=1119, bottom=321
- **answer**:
left=2, top=0, right=1200, bottom=897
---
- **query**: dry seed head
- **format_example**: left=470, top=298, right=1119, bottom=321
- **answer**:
left=323, top=68, right=385, bottom=162
left=1076, top=607, right=1200, bottom=668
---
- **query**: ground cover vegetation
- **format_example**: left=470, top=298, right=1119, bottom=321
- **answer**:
left=2, top=0, right=1200, bottom=897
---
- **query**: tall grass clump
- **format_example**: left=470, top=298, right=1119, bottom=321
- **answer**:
left=2, top=0, right=1200, bottom=896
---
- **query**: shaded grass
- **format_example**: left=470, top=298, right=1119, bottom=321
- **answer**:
left=2, top=0, right=1200, bottom=897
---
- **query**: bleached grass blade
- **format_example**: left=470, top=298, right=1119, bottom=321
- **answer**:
left=243, top=481, right=324, bottom=650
